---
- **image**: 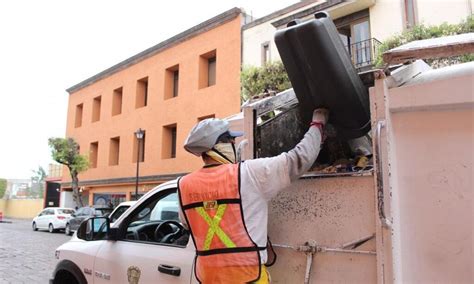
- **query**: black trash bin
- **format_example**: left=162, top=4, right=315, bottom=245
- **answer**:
left=275, top=11, right=371, bottom=139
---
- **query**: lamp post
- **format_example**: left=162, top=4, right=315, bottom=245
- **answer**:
left=134, top=128, right=145, bottom=200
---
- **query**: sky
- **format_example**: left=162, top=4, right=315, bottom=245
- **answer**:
left=0, top=0, right=298, bottom=179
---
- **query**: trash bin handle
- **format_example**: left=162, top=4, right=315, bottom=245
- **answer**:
left=375, top=120, right=392, bottom=228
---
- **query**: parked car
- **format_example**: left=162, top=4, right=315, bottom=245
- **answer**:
left=108, top=201, right=137, bottom=224
left=65, top=206, right=113, bottom=236
left=32, top=207, right=75, bottom=233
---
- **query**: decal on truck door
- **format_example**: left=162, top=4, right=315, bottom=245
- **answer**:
left=127, top=266, right=141, bottom=284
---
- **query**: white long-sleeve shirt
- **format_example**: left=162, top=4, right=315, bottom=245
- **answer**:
left=180, top=126, right=322, bottom=263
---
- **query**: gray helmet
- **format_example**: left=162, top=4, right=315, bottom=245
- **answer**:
left=184, top=118, right=243, bottom=156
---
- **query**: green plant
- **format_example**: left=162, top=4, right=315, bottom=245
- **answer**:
left=0, top=178, right=6, bottom=199
left=241, top=61, right=292, bottom=102
left=31, top=166, right=47, bottom=198
left=48, top=137, right=89, bottom=207
left=376, top=15, right=474, bottom=67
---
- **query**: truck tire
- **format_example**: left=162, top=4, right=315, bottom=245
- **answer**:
left=52, top=260, right=87, bottom=284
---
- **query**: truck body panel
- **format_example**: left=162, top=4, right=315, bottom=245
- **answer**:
left=379, top=61, right=473, bottom=283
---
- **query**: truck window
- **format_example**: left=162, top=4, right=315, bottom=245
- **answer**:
left=122, top=188, right=188, bottom=247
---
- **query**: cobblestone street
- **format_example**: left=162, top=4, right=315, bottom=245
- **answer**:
left=0, top=219, right=71, bottom=284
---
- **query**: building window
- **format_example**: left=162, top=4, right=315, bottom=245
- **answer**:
left=136, top=77, right=148, bottom=108
left=75, top=103, right=83, bottom=128
left=90, top=142, right=99, bottom=168
left=173, top=70, right=179, bottom=97
left=165, top=65, right=179, bottom=99
left=109, top=136, right=120, bottom=166
left=261, top=42, right=270, bottom=65
left=198, top=114, right=215, bottom=121
left=404, top=0, right=417, bottom=29
left=92, top=96, right=101, bottom=122
left=199, top=49, right=217, bottom=89
left=112, top=87, right=123, bottom=116
left=208, top=57, right=216, bottom=86
left=133, top=131, right=145, bottom=163
left=162, top=124, right=177, bottom=159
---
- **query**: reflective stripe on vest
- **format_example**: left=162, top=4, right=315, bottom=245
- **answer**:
left=195, top=204, right=236, bottom=250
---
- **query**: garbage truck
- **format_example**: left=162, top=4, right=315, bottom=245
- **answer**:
left=50, top=15, right=473, bottom=284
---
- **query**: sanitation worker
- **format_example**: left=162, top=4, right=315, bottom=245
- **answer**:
left=178, top=108, right=329, bottom=283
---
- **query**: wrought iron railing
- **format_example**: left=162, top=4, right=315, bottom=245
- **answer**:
left=347, top=38, right=381, bottom=70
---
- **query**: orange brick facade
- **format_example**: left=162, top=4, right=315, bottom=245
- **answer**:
left=64, top=9, right=243, bottom=204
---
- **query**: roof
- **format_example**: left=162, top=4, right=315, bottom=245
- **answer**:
left=270, top=0, right=345, bottom=28
left=67, top=7, right=242, bottom=94
left=242, top=0, right=321, bottom=30
left=383, top=33, right=474, bottom=65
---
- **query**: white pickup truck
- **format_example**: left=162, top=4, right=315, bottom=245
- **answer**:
left=50, top=36, right=473, bottom=284
left=51, top=179, right=195, bottom=284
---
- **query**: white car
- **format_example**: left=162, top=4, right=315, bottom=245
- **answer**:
left=108, top=201, right=137, bottom=225
left=51, top=180, right=196, bottom=283
left=32, top=207, right=75, bottom=233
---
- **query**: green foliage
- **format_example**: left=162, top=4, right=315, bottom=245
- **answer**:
left=49, top=137, right=88, bottom=207
left=48, top=137, right=88, bottom=175
left=241, top=61, right=292, bottom=101
left=31, top=166, right=46, bottom=183
left=376, top=15, right=474, bottom=67
left=0, top=178, right=6, bottom=198
left=30, top=166, right=47, bottom=198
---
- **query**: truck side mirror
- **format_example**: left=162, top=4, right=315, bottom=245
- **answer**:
left=77, top=217, right=110, bottom=241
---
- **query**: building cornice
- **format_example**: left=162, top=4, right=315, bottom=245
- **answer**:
left=66, top=7, right=242, bottom=94
left=60, top=172, right=188, bottom=188
left=242, top=0, right=320, bottom=30
left=271, top=0, right=345, bottom=28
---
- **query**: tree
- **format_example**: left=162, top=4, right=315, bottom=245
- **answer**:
left=31, top=166, right=47, bottom=198
left=376, top=15, right=474, bottom=67
left=48, top=137, right=88, bottom=207
left=241, top=61, right=292, bottom=102
left=0, top=178, right=6, bottom=199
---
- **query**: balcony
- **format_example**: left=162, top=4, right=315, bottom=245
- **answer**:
left=347, top=38, right=381, bottom=71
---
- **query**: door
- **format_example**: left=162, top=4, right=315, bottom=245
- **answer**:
left=337, top=17, right=371, bottom=67
left=371, top=65, right=473, bottom=283
left=45, top=182, right=60, bottom=207
left=93, top=187, right=195, bottom=283
left=36, top=209, right=48, bottom=228
left=350, top=19, right=370, bottom=67
left=44, top=209, right=55, bottom=227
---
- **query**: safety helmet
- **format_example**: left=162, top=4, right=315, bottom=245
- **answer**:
left=184, top=118, right=243, bottom=156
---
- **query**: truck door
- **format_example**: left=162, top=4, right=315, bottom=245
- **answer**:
left=372, top=64, right=473, bottom=283
left=93, top=187, right=195, bottom=283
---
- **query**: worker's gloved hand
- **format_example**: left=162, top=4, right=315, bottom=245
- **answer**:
left=312, top=108, right=329, bottom=125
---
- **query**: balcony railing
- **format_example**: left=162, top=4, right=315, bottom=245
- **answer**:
left=347, top=38, right=381, bottom=70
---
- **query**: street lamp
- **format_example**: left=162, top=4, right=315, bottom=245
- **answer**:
left=134, top=128, right=145, bottom=200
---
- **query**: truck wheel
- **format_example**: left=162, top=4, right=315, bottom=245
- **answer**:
left=65, top=224, right=72, bottom=236
left=53, top=260, right=87, bottom=284
left=49, top=223, right=55, bottom=233
left=32, top=222, right=38, bottom=231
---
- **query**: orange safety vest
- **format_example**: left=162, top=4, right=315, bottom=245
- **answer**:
left=178, top=164, right=265, bottom=283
